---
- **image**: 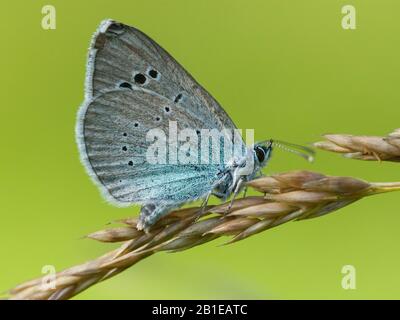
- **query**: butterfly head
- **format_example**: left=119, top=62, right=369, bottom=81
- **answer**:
left=251, top=138, right=314, bottom=172
left=253, top=139, right=273, bottom=167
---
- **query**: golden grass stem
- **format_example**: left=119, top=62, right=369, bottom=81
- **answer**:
left=7, top=170, right=400, bottom=300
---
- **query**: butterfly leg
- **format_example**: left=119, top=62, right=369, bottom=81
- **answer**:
left=242, top=171, right=259, bottom=198
left=242, top=186, right=248, bottom=198
left=201, top=192, right=211, bottom=212
left=225, top=178, right=245, bottom=215
left=195, top=192, right=211, bottom=222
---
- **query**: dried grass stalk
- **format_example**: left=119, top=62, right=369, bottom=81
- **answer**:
left=8, top=170, right=400, bottom=300
left=314, top=129, right=400, bottom=162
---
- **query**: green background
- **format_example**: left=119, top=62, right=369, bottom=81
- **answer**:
left=1, top=0, right=399, bottom=299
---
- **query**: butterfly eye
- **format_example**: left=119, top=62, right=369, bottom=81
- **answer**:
left=255, top=146, right=266, bottom=163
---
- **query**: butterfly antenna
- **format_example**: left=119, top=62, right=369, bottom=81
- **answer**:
left=271, top=139, right=315, bottom=162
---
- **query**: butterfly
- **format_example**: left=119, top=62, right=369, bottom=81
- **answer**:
left=76, top=20, right=313, bottom=230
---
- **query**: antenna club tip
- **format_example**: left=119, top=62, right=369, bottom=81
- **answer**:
left=271, top=139, right=315, bottom=163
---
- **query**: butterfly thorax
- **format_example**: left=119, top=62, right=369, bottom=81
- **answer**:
left=212, top=145, right=271, bottom=201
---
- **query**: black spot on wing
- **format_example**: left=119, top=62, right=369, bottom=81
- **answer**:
left=134, top=73, right=147, bottom=85
left=174, top=93, right=183, bottom=103
left=119, top=82, right=133, bottom=89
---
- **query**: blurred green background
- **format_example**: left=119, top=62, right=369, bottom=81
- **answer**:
left=1, top=0, right=400, bottom=299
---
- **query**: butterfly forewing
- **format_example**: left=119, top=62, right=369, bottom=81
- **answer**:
left=87, top=20, right=235, bottom=130
left=77, top=19, right=244, bottom=207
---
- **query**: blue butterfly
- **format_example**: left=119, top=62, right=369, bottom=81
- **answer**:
left=76, top=20, right=313, bottom=230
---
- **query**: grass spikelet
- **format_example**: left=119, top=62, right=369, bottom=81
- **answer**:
left=314, top=129, right=400, bottom=162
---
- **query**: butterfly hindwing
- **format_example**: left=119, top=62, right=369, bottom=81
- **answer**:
left=78, top=88, right=221, bottom=205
